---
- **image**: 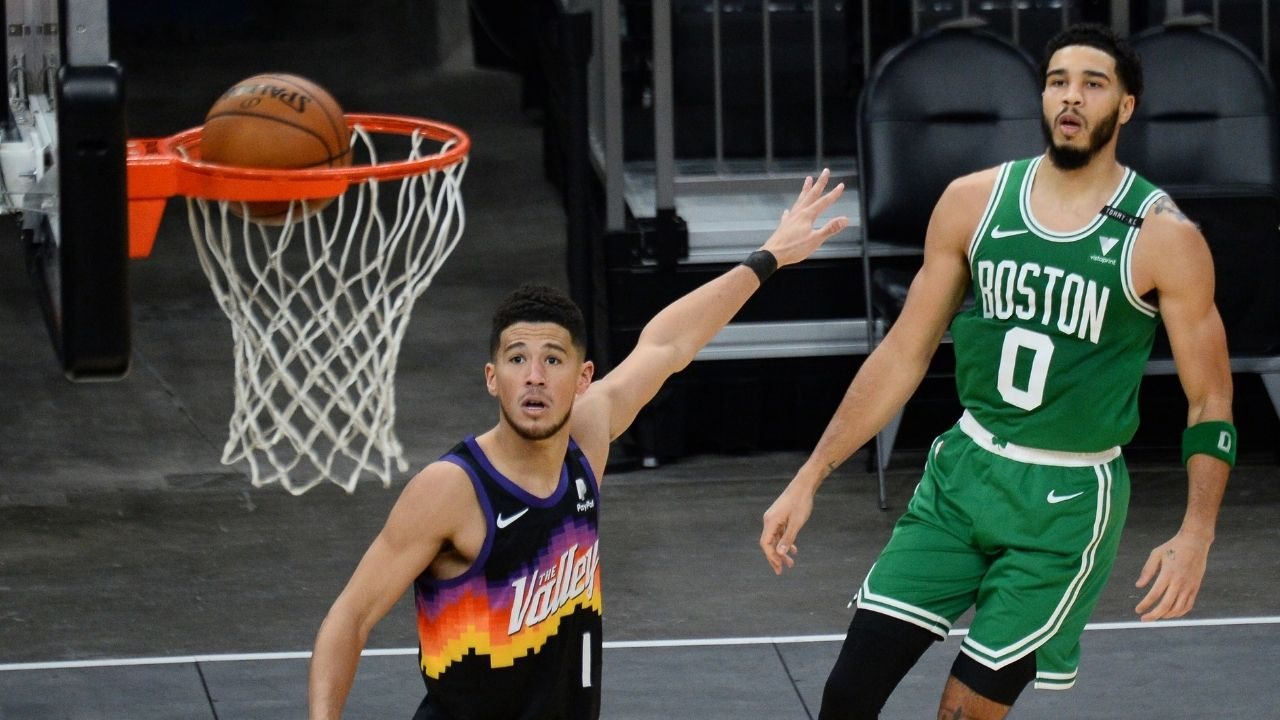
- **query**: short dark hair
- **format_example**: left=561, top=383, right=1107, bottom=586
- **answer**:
left=1041, top=23, right=1143, bottom=107
left=489, top=283, right=588, bottom=358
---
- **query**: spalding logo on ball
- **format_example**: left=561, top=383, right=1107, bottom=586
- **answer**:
left=201, top=72, right=352, bottom=225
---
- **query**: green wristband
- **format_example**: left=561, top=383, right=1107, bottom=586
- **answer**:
left=1181, top=421, right=1237, bottom=467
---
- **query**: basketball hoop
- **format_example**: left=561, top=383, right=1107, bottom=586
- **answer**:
left=126, top=114, right=470, bottom=494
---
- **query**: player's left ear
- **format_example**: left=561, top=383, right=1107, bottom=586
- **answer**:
left=577, top=360, right=594, bottom=395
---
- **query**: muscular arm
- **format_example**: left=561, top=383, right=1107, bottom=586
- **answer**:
left=308, top=463, right=474, bottom=719
left=1131, top=198, right=1234, bottom=621
left=572, top=171, right=848, bottom=463
left=760, top=170, right=990, bottom=574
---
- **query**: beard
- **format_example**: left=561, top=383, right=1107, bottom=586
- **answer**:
left=1041, top=104, right=1120, bottom=170
left=499, top=402, right=572, bottom=441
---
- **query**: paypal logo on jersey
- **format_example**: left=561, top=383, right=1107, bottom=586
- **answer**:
left=574, top=477, right=595, bottom=513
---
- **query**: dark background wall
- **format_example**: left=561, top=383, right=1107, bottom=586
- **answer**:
left=109, top=0, right=471, bottom=136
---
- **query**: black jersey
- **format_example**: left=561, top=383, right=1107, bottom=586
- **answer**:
left=411, top=436, right=602, bottom=720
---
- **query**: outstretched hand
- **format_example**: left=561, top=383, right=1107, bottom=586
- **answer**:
left=1134, top=531, right=1212, bottom=621
left=760, top=169, right=848, bottom=268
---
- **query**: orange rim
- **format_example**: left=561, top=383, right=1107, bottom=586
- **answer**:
left=127, top=113, right=470, bottom=202
left=125, top=113, right=469, bottom=259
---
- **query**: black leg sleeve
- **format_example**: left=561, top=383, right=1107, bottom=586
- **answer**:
left=949, top=650, right=1035, bottom=707
left=818, top=609, right=941, bottom=720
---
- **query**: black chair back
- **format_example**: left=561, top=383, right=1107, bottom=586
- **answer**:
left=858, top=22, right=1044, bottom=247
left=1121, top=20, right=1278, bottom=191
left=1122, top=19, right=1280, bottom=354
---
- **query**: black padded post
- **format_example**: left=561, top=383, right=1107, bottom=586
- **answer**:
left=53, top=63, right=130, bottom=380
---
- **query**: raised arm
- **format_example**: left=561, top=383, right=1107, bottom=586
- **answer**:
left=1131, top=199, right=1234, bottom=621
left=308, top=463, right=473, bottom=720
left=572, top=170, right=848, bottom=453
left=759, top=170, right=990, bottom=574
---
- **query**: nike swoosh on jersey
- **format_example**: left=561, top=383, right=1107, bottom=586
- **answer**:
left=496, top=507, right=530, bottom=528
left=990, top=226, right=1030, bottom=239
left=1046, top=490, right=1086, bottom=504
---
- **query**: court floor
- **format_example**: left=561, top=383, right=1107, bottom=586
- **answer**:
left=2, top=25, right=1279, bottom=720
left=1, top=463, right=1278, bottom=718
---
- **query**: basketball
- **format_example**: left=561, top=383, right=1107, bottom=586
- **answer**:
left=201, top=72, right=352, bottom=224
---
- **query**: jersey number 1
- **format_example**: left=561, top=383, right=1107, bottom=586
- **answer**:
left=997, top=327, right=1055, bottom=411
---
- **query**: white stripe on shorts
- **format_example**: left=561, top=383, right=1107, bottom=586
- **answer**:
left=959, top=411, right=1120, bottom=467
left=960, top=462, right=1114, bottom=670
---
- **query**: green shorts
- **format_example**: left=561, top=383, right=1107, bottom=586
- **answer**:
left=855, top=412, right=1130, bottom=690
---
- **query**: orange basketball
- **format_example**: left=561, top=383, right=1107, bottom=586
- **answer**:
left=201, top=72, right=352, bottom=224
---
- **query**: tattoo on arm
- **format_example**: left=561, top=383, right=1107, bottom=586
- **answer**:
left=1152, top=196, right=1196, bottom=226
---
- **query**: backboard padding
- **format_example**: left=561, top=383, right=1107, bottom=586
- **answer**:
left=49, top=62, right=129, bottom=378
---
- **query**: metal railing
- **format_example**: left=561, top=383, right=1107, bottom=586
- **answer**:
left=587, top=0, right=854, bottom=231
left=582, top=0, right=1276, bottom=231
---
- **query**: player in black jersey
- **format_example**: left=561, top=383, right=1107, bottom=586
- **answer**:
left=308, top=171, right=849, bottom=719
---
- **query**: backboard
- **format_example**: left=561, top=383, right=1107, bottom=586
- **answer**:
left=3, top=0, right=128, bottom=380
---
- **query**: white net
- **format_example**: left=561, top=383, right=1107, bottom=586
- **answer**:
left=184, top=125, right=467, bottom=494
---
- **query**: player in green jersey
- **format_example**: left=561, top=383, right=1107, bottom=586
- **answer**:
left=759, top=24, right=1235, bottom=720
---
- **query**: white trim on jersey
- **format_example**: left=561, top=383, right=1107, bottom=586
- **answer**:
left=1120, top=190, right=1166, bottom=318
left=968, top=161, right=1014, bottom=261
left=1019, top=155, right=1136, bottom=243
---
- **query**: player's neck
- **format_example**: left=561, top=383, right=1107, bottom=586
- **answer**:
left=1038, top=148, right=1125, bottom=197
left=478, top=424, right=570, bottom=497
left=1032, top=149, right=1126, bottom=227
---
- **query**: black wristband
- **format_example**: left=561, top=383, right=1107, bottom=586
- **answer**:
left=741, top=250, right=778, bottom=284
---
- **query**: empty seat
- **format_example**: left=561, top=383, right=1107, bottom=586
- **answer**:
left=1120, top=16, right=1280, bottom=423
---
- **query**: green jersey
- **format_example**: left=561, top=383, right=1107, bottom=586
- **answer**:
left=950, top=156, right=1165, bottom=452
